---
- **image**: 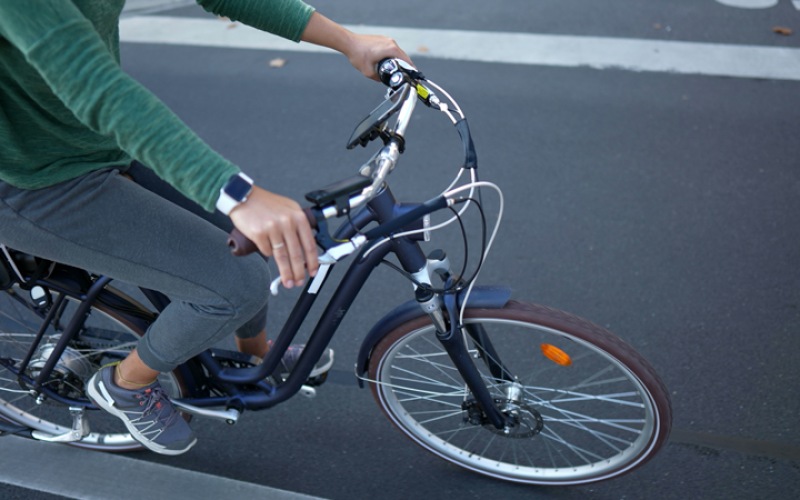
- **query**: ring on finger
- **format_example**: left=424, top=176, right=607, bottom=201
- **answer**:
left=271, top=242, right=285, bottom=250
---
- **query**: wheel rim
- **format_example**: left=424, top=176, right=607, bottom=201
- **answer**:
left=0, top=286, right=181, bottom=450
left=372, top=316, right=661, bottom=484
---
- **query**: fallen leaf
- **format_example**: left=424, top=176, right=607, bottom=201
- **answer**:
left=227, top=23, right=238, bottom=29
left=417, top=45, right=430, bottom=53
left=773, top=26, right=793, bottom=36
left=269, top=58, right=287, bottom=68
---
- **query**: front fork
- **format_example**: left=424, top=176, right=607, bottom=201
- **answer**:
left=412, top=252, right=513, bottom=431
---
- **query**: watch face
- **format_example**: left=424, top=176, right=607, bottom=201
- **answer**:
left=225, top=175, right=253, bottom=201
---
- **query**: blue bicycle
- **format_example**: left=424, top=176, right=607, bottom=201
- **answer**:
left=0, top=60, right=671, bottom=485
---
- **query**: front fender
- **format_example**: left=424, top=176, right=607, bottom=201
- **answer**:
left=355, top=285, right=512, bottom=386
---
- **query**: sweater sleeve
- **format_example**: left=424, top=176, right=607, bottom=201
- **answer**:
left=197, top=0, right=315, bottom=42
left=0, top=1, right=239, bottom=211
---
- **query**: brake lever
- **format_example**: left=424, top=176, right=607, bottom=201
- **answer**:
left=271, top=234, right=368, bottom=296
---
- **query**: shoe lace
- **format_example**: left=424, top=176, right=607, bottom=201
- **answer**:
left=136, top=386, right=179, bottom=426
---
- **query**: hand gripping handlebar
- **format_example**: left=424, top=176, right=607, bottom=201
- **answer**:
left=227, top=59, right=422, bottom=257
left=227, top=208, right=318, bottom=257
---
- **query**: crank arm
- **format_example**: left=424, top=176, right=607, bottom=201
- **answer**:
left=171, top=400, right=241, bottom=425
left=172, top=384, right=315, bottom=424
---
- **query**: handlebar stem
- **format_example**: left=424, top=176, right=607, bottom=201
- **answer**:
left=362, top=141, right=400, bottom=199
left=359, top=85, right=417, bottom=201
left=393, top=85, right=418, bottom=137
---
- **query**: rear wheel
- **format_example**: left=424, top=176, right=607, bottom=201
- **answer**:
left=368, top=301, right=672, bottom=485
left=0, top=284, right=187, bottom=451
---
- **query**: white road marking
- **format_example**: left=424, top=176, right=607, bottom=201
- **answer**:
left=120, top=16, right=800, bottom=81
left=714, top=0, right=778, bottom=8
left=0, top=435, right=327, bottom=500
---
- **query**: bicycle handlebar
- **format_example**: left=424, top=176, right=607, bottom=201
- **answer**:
left=227, top=59, right=426, bottom=257
left=377, top=58, right=423, bottom=89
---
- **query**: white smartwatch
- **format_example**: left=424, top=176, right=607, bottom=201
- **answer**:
left=216, top=172, right=254, bottom=215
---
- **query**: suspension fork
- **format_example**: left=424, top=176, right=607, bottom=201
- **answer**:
left=363, top=184, right=511, bottom=429
left=412, top=254, right=509, bottom=430
left=336, top=185, right=510, bottom=427
left=431, top=291, right=507, bottom=429
left=463, top=323, right=516, bottom=383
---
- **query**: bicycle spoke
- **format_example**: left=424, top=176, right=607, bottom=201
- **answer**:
left=539, top=425, right=606, bottom=465
left=393, top=387, right=465, bottom=407
left=399, top=341, right=465, bottom=388
left=527, top=385, right=645, bottom=408
left=369, top=306, right=670, bottom=484
left=390, top=363, right=463, bottom=391
left=414, top=408, right=468, bottom=426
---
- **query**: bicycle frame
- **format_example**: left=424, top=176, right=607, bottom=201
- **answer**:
left=181, top=182, right=512, bottom=430
left=0, top=260, right=150, bottom=408
left=1, top=64, right=515, bottom=431
left=0, top=182, right=512, bottom=429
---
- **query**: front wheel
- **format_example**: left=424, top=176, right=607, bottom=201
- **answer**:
left=367, top=301, right=672, bottom=485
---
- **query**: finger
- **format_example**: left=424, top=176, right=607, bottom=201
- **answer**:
left=276, top=216, right=311, bottom=288
left=270, top=242, right=300, bottom=289
left=296, top=214, right=319, bottom=277
left=285, top=211, right=317, bottom=285
left=285, top=236, right=308, bottom=287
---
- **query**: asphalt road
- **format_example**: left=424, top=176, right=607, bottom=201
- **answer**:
left=2, top=1, right=799, bottom=499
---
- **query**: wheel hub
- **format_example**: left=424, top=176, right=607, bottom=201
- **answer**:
left=462, top=398, right=544, bottom=438
left=25, top=343, right=92, bottom=400
left=490, top=400, right=544, bottom=438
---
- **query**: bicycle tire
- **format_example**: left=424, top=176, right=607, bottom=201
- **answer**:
left=367, top=300, right=672, bottom=485
left=0, top=283, right=188, bottom=452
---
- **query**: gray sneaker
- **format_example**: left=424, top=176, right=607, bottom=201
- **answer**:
left=86, top=365, right=197, bottom=455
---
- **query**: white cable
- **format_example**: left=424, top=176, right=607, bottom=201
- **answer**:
left=437, top=102, right=457, bottom=125
left=362, top=169, right=477, bottom=259
left=441, top=181, right=504, bottom=325
left=364, top=179, right=504, bottom=327
left=444, top=167, right=467, bottom=193
left=427, top=79, right=464, bottom=119
left=355, top=78, right=489, bottom=308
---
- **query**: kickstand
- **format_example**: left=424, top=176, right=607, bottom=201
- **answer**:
left=31, top=406, right=91, bottom=442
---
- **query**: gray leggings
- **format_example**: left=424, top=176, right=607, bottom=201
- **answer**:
left=0, top=163, right=270, bottom=372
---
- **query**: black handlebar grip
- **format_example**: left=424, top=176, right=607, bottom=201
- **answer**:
left=227, top=207, right=318, bottom=256
left=227, top=228, right=258, bottom=256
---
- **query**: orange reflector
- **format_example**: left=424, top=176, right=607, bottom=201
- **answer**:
left=541, top=344, right=572, bottom=366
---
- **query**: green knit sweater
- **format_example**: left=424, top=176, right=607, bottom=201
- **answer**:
left=0, top=0, right=314, bottom=211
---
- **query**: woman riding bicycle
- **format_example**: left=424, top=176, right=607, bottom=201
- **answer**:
left=0, top=0, right=411, bottom=455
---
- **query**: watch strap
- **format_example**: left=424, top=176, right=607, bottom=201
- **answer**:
left=216, top=172, right=253, bottom=215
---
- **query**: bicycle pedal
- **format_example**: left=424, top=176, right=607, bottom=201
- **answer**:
left=304, top=372, right=328, bottom=387
left=299, top=385, right=317, bottom=398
